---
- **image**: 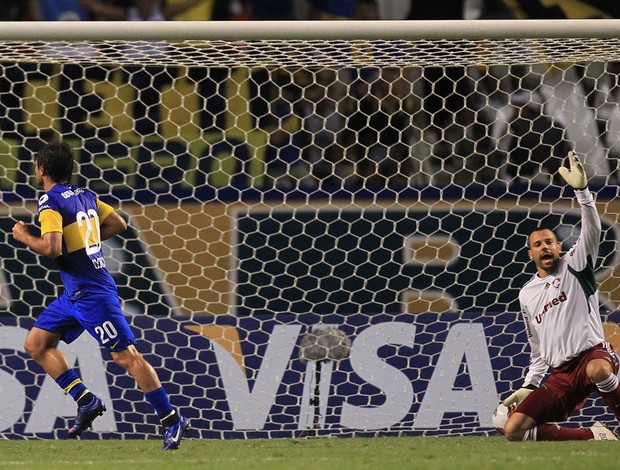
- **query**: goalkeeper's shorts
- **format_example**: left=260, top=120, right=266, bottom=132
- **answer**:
left=518, top=342, right=619, bottom=424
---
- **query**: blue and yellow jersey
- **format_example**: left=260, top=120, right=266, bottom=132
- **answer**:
left=38, top=183, right=117, bottom=299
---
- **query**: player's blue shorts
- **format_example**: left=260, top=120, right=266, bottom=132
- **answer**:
left=34, top=291, right=137, bottom=352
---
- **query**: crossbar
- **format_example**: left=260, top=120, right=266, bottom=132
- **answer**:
left=0, top=19, right=619, bottom=41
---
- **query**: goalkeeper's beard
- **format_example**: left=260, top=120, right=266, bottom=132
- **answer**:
left=538, top=253, right=559, bottom=273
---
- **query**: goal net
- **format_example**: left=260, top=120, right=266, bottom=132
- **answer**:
left=1, top=20, right=620, bottom=439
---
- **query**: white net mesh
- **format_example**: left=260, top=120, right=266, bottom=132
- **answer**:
left=3, top=37, right=620, bottom=66
left=2, top=21, right=620, bottom=439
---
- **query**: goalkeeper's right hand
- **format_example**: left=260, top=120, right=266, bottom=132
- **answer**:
left=503, top=383, right=537, bottom=409
left=558, top=151, right=587, bottom=190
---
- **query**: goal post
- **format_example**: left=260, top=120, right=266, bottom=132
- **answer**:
left=2, top=18, right=620, bottom=39
left=1, top=20, right=620, bottom=439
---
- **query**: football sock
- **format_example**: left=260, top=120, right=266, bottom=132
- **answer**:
left=55, top=369, right=89, bottom=403
left=144, top=387, right=175, bottom=424
left=596, top=373, right=620, bottom=420
left=160, top=410, right=178, bottom=427
left=77, top=391, right=95, bottom=407
left=535, top=424, right=592, bottom=441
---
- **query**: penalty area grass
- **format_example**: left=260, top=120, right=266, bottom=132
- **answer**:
left=1, top=435, right=619, bottom=470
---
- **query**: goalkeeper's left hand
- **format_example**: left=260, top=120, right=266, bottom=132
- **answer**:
left=503, top=382, right=537, bottom=409
left=558, top=151, right=587, bottom=190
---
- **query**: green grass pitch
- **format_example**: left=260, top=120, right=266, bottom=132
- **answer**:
left=2, top=436, right=620, bottom=470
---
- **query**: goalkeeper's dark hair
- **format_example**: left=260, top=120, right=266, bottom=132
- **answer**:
left=34, top=142, right=75, bottom=184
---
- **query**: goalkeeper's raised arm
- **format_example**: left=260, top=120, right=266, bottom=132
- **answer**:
left=499, top=151, right=620, bottom=443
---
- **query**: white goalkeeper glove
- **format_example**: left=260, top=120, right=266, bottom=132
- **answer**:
left=502, top=382, right=536, bottom=409
left=558, top=151, right=587, bottom=190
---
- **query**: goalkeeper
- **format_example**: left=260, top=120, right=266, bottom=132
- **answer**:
left=502, top=151, right=620, bottom=441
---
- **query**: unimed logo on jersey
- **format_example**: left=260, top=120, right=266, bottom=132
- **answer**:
left=536, top=291, right=568, bottom=323
left=0, top=213, right=175, bottom=316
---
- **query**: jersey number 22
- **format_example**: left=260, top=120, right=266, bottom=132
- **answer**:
left=76, top=209, right=102, bottom=255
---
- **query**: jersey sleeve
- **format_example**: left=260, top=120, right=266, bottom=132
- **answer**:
left=523, top=347, right=548, bottom=387
left=566, top=188, right=602, bottom=270
left=39, top=209, right=63, bottom=235
left=96, top=198, right=114, bottom=223
left=37, top=193, right=62, bottom=235
left=519, top=300, right=549, bottom=387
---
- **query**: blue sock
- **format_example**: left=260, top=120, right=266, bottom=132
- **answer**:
left=144, top=387, right=175, bottom=422
left=55, top=369, right=89, bottom=402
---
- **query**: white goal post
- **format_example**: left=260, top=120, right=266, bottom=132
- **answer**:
left=1, top=20, right=620, bottom=440
left=2, top=19, right=620, bottom=40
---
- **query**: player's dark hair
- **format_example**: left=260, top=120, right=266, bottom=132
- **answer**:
left=34, top=142, right=74, bottom=184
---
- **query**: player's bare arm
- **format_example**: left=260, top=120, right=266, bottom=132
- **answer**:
left=100, top=210, right=127, bottom=241
left=12, top=221, right=62, bottom=258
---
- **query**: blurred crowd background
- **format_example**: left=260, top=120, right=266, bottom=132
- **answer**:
left=4, top=0, right=619, bottom=23
left=2, top=1, right=620, bottom=191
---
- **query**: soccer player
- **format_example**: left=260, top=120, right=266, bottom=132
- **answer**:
left=502, top=151, right=620, bottom=441
left=11, top=142, right=189, bottom=450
